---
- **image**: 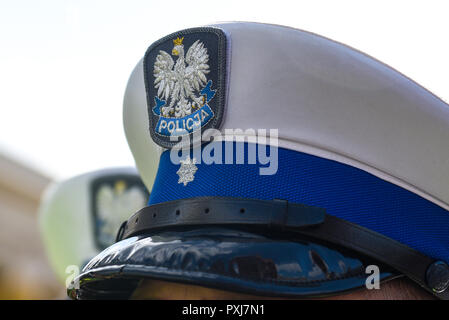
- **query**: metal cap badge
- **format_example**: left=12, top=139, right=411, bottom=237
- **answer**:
left=143, top=27, right=228, bottom=149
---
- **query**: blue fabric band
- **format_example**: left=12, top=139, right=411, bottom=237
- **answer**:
left=149, top=142, right=449, bottom=264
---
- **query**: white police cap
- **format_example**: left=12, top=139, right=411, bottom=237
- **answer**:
left=125, top=22, right=449, bottom=211
left=77, top=22, right=449, bottom=299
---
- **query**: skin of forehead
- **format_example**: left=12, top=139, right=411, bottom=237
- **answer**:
left=130, top=278, right=435, bottom=300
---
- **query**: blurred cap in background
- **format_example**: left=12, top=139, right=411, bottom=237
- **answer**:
left=38, top=167, right=149, bottom=288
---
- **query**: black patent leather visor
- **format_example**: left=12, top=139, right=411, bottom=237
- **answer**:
left=70, top=197, right=449, bottom=299
left=70, top=226, right=396, bottom=299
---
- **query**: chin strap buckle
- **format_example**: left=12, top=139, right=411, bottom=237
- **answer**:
left=426, top=261, right=449, bottom=294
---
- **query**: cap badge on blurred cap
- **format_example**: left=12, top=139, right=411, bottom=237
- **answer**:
left=92, top=176, right=149, bottom=250
left=144, top=27, right=228, bottom=149
left=176, top=157, right=198, bottom=186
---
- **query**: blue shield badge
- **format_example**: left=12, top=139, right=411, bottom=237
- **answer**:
left=143, top=27, right=228, bottom=148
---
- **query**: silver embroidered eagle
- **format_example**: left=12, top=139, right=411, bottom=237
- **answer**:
left=154, top=36, right=210, bottom=118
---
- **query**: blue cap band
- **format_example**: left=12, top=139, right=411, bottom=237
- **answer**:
left=149, top=141, right=449, bottom=264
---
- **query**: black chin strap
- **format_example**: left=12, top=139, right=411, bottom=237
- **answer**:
left=117, top=197, right=449, bottom=299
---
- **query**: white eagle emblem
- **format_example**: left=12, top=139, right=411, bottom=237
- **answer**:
left=154, top=36, right=210, bottom=118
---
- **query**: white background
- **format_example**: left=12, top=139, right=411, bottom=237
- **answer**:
left=0, top=0, right=448, bottom=179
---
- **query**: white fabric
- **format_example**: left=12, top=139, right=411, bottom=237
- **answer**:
left=123, top=22, right=449, bottom=211
left=123, top=61, right=162, bottom=190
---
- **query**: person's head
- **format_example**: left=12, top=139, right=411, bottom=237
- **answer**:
left=70, top=22, right=449, bottom=300
left=130, top=278, right=434, bottom=300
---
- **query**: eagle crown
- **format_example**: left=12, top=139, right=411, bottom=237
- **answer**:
left=172, top=37, right=185, bottom=57
left=173, top=37, right=184, bottom=46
